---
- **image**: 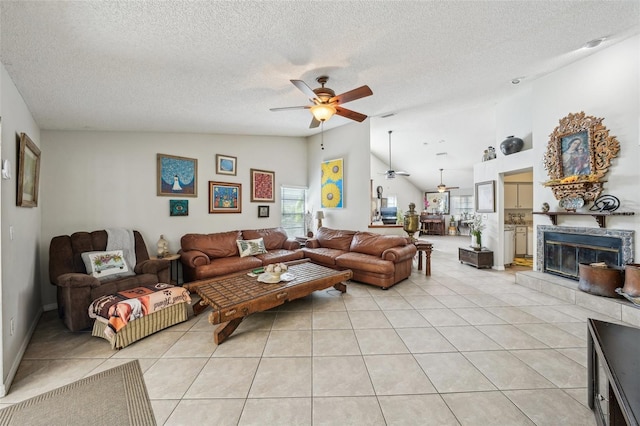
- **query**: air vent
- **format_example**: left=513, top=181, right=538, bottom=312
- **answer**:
left=381, top=113, right=396, bottom=118
left=435, top=152, right=448, bottom=156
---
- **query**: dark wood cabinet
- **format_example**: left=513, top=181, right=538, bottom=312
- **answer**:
left=458, top=247, right=493, bottom=269
left=588, top=319, right=639, bottom=426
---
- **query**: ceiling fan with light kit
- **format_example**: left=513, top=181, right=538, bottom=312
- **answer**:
left=270, top=76, right=373, bottom=128
left=431, top=168, right=459, bottom=192
left=381, top=130, right=410, bottom=179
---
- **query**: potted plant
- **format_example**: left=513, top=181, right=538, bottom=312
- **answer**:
left=469, top=215, right=485, bottom=250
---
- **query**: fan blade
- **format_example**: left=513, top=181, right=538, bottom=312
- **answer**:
left=291, top=79, right=317, bottom=100
left=396, top=171, right=411, bottom=176
left=330, top=85, right=372, bottom=104
left=446, top=186, right=460, bottom=190
left=270, top=106, right=311, bottom=111
left=309, top=116, right=321, bottom=128
left=335, top=106, right=367, bottom=122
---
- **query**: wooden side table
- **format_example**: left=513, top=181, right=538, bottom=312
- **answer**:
left=458, top=247, right=493, bottom=269
left=151, top=253, right=182, bottom=285
left=414, top=242, right=433, bottom=276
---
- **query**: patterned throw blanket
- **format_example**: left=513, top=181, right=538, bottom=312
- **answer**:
left=88, top=283, right=191, bottom=338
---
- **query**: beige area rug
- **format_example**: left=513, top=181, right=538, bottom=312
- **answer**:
left=0, top=360, right=155, bottom=426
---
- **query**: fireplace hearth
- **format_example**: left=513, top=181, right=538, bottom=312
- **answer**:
left=537, top=225, right=634, bottom=281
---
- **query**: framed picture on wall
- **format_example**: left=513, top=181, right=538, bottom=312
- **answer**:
left=209, top=181, right=241, bottom=213
left=258, top=205, right=269, bottom=218
left=17, top=132, right=41, bottom=208
left=424, top=191, right=450, bottom=215
left=475, top=180, right=495, bottom=212
left=157, top=153, right=197, bottom=197
left=216, top=154, right=237, bottom=176
left=321, top=158, right=344, bottom=209
left=250, top=168, right=275, bottom=202
left=169, top=199, right=189, bottom=216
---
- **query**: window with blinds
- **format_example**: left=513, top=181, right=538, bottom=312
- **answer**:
left=281, top=186, right=307, bottom=238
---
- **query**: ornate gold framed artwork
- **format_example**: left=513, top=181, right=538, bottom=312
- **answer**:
left=543, top=112, right=620, bottom=202
left=17, top=133, right=41, bottom=207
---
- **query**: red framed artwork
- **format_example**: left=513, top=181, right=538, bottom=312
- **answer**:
left=250, top=168, right=275, bottom=202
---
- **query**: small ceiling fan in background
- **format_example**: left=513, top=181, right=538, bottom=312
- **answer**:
left=270, top=76, right=373, bottom=128
left=433, top=168, right=459, bottom=192
left=381, top=130, right=410, bottom=179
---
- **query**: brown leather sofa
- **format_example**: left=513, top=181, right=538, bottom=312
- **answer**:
left=49, top=230, right=170, bottom=331
left=303, top=227, right=417, bottom=289
left=180, top=227, right=304, bottom=282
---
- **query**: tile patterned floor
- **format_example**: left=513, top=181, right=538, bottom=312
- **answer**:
left=1, top=235, right=618, bottom=425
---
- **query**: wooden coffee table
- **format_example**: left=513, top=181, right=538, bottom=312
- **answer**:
left=185, top=259, right=352, bottom=344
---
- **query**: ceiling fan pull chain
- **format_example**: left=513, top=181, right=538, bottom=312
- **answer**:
left=321, top=121, right=324, bottom=150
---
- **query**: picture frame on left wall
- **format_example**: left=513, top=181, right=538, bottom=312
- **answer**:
left=17, top=132, right=41, bottom=207
left=157, top=153, right=197, bottom=197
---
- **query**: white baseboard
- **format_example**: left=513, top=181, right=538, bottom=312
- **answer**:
left=1, top=307, right=43, bottom=397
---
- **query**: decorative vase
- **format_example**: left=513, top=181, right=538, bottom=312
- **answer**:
left=500, top=136, right=524, bottom=155
left=157, top=235, right=169, bottom=258
left=470, top=232, right=482, bottom=250
left=403, top=202, right=420, bottom=242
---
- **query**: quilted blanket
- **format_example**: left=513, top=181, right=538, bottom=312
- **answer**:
left=88, top=283, right=191, bottom=338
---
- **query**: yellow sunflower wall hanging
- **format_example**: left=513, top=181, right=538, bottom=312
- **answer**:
left=321, top=158, right=343, bottom=208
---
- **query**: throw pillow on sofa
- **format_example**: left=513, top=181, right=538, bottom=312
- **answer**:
left=236, top=238, right=268, bottom=257
left=81, top=250, right=135, bottom=281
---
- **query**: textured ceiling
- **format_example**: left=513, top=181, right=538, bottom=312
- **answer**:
left=1, top=1, right=639, bottom=190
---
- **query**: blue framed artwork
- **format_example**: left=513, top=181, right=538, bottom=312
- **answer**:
left=216, top=154, right=237, bottom=176
left=170, top=199, right=189, bottom=216
left=209, top=181, right=242, bottom=213
left=157, top=153, right=197, bottom=197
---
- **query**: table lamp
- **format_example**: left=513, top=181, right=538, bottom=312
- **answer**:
left=315, top=211, right=324, bottom=229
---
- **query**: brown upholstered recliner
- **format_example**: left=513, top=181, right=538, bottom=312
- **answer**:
left=49, top=230, right=170, bottom=331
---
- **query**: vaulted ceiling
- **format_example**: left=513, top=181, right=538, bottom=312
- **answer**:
left=1, top=1, right=638, bottom=190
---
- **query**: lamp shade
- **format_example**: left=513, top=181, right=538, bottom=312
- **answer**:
left=315, top=211, right=325, bottom=219
left=310, top=104, right=336, bottom=122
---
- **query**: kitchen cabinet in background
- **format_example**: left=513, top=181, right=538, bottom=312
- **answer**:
left=504, top=182, right=533, bottom=209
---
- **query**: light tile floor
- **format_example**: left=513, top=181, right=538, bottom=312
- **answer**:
left=1, top=235, right=620, bottom=425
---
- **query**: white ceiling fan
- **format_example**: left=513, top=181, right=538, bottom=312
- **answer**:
left=381, top=130, right=410, bottom=179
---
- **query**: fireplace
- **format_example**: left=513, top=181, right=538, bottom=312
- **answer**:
left=536, top=225, right=634, bottom=281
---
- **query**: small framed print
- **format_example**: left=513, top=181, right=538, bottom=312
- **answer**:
left=250, top=168, right=275, bottom=202
left=258, top=205, right=269, bottom=218
left=209, top=181, right=242, bottom=213
left=170, top=199, right=189, bottom=216
left=216, top=154, right=237, bottom=175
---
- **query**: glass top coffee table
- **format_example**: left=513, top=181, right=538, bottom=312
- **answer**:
left=186, top=259, right=352, bottom=344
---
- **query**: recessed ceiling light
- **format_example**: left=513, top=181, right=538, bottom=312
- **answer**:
left=511, top=77, right=526, bottom=85
left=583, top=37, right=606, bottom=49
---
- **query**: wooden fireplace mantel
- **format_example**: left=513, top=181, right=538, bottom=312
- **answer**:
left=533, top=211, right=635, bottom=228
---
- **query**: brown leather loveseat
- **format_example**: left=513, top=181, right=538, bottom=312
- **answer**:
left=180, top=227, right=304, bottom=282
left=49, top=230, right=170, bottom=331
left=303, top=227, right=417, bottom=289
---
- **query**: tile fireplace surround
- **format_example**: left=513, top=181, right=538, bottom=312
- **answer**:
left=528, top=225, right=638, bottom=326
left=515, top=271, right=640, bottom=327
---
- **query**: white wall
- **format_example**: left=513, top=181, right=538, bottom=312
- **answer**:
left=0, top=64, right=42, bottom=394
left=476, top=35, right=640, bottom=270
left=307, top=121, right=372, bottom=232
left=39, top=131, right=307, bottom=308
left=532, top=35, right=639, bottom=256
